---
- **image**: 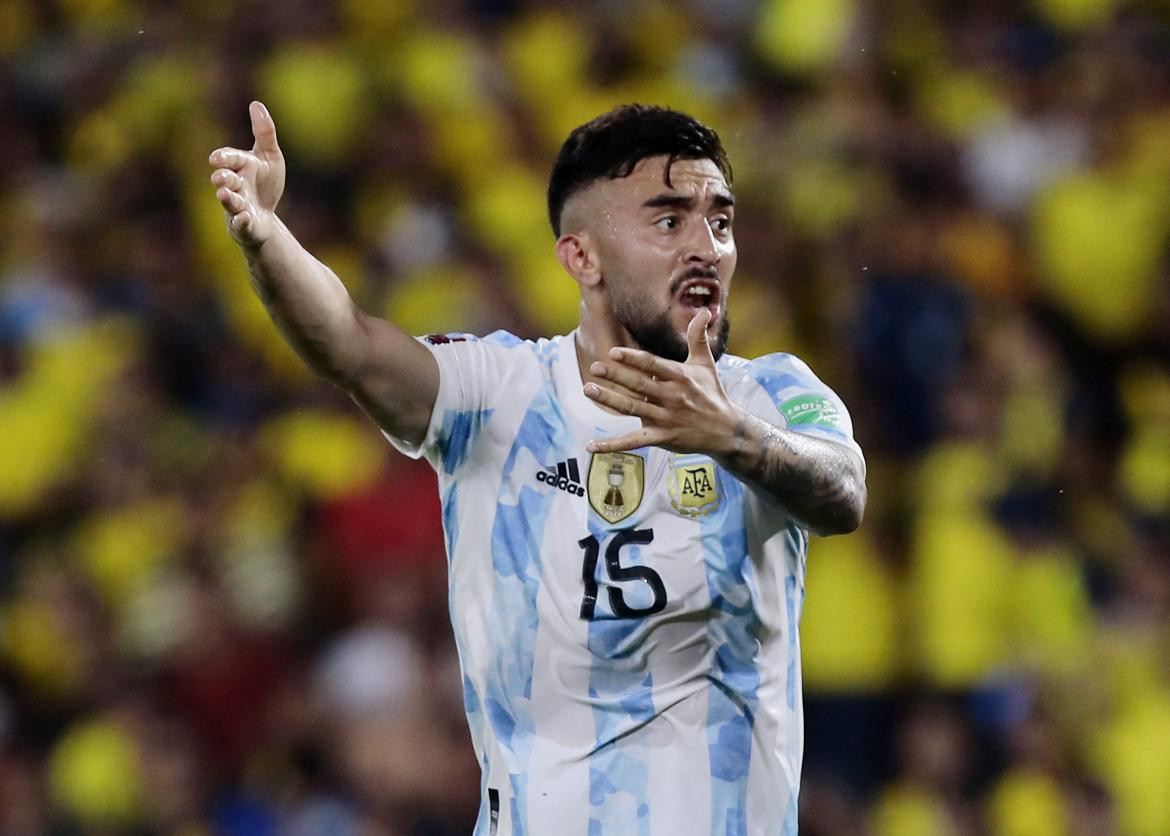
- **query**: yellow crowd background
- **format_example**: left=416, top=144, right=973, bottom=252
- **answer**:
left=2, top=0, right=1169, bottom=833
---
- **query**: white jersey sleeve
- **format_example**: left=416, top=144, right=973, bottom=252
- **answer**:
left=731, top=352, right=865, bottom=471
left=384, top=330, right=532, bottom=472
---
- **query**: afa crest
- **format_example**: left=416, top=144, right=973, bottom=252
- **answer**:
left=669, top=456, right=720, bottom=516
left=587, top=452, right=645, bottom=524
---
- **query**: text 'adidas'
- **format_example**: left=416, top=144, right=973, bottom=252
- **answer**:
left=537, top=458, right=585, bottom=497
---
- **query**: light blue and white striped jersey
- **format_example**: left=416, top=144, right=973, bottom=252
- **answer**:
left=387, top=330, right=863, bottom=836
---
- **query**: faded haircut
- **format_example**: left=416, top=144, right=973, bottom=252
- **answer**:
left=547, top=104, right=732, bottom=237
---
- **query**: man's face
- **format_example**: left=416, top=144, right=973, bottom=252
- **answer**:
left=588, top=156, right=737, bottom=362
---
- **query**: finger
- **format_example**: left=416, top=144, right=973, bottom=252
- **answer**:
left=231, top=211, right=252, bottom=232
left=686, top=308, right=715, bottom=366
left=210, top=168, right=243, bottom=189
left=208, top=147, right=251, bottom=171
left=250, top=101, right=280, bottom=155
left=607, top=347, right=684, bottom=381
left=590, top=360, right=659, bottom=398
left=584, top=382, right=667, bottom=419
left=587, top=429, right=662, bottom=454
left=216, top=187, right=245, bottom=212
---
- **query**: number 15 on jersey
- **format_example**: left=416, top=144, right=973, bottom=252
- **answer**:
left=578, top=528, right=667, bottom=620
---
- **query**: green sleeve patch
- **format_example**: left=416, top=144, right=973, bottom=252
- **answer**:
left=779, top=395, right=843, bottom=429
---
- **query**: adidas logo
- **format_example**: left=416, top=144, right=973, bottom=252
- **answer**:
left=537, top=457, right=585, bottom=497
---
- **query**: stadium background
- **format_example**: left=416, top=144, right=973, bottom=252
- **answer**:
left=2, top=0, right=1170, bottom=833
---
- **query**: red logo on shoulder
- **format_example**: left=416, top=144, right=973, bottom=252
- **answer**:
left=424, top=334, right=468, bottom=345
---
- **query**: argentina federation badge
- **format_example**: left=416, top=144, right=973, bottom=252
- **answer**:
left=587, top=452, right=645, bottom=524
left=669, top=455, right=720, bottom=517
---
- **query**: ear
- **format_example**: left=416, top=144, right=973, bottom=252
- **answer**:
left=555, top=232, right=602, bottom=289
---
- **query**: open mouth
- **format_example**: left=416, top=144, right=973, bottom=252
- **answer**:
left=676, top=278, right=722, bottom=317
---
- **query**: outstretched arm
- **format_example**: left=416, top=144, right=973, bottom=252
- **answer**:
left=209, top=102, right=437, bottom=445
left=583, top=309, right=866, bottom=536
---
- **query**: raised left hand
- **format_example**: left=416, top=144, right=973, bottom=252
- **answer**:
left=584, top=308, right=741, bottom=456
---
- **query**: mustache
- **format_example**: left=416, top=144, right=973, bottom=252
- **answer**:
left=669, top=267, right=720, bottom=296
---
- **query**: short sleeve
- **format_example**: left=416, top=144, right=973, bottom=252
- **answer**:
left=383, top=330, right=529, bottom=473
left=737, top=353, right=865, bottom=470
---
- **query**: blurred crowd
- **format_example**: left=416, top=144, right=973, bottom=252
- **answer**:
left=2, top=0, right=1170, bottom=833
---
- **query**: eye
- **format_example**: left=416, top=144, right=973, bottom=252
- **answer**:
left=654, top=216, right=679, bottom=231
left=711, top=215, right=732, bottom=234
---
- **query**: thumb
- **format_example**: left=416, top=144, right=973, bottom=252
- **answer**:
left=685, top=308, right=714, bottom=365
left=250, top=101, right=280, bottom=156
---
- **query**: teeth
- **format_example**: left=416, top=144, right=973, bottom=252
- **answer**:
left=687, top=286, right=712, bottom=296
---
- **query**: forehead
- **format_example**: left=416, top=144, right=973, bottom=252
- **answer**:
left=609, top=155, right=730, bottom=202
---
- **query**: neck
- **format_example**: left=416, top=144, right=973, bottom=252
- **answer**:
left=575, top=298, right=644, bottom=411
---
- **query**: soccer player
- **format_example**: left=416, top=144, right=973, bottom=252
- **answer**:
left=210, top=101, right=866, bottom=835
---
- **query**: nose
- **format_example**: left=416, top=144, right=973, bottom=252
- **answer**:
left=684, top=218, right=721, bottom=267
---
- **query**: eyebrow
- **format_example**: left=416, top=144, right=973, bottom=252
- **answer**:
left=642, top=192, right=736, bottom=210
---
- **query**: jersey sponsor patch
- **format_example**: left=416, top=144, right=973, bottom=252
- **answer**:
left=669, top=456, right=720, bottom=516
left=587, top=452, right=644, bottom=524
left=778, top=394, right=843, bottom=430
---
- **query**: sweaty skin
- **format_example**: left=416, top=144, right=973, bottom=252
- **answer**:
left=557, top=157, right=736, bottom=374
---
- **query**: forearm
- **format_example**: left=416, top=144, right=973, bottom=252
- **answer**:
left=241, top=218, right=366, bottom=385
left=210, top=103, right=437, bottom=445
left=714, top=407, right=866, bottom=536
left=237, top=216, right=438, bottom=445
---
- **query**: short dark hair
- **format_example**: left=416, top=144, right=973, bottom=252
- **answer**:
left=546, top=104, right=732, bottom=237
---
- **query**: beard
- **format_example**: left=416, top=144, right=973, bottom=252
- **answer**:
left=613, top=294, right=731, bottom=363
